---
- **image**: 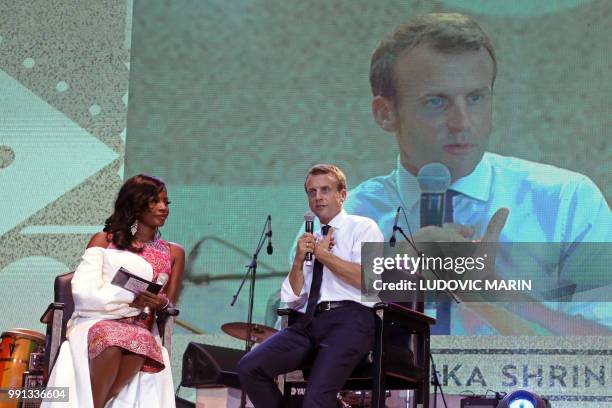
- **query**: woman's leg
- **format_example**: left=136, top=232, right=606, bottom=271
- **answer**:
left=104, top=352, right=146, bottom=404
left=89, top=346, right=122, bottom=408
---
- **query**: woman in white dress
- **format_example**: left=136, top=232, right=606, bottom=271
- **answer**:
left=43, top=174, right=185, bottom=408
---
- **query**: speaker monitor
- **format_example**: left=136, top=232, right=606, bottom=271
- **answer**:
left=181, top=343, right=245, bottom=389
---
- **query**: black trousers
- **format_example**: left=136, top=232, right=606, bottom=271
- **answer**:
left=237, top=302, right=375, bottom=408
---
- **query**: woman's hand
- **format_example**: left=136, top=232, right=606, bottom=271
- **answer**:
left=129, top=291, right=170, bottom=312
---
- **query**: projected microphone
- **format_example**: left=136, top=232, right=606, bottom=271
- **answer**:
left=417, top=163, right=458, bottom=334
left=417, top=163, right=451, bottom=227
left=139, top=272, right=170, bottom=319
left=304, top=211, right=315, bottom=266
left=266, top=215, right=273, bottom=255
left=389, top=206, right=401, bottom=247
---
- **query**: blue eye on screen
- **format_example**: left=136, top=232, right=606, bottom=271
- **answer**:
left=468, top=94, right=482, bottom=104
left=426, top=96, right=444, bottom=108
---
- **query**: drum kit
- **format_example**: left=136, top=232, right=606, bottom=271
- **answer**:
left=0, top=328, right=46, bottom=408
left=221, top=322, right=278, bottom=344
left=220, top=322, right=376, bottom=408
left=0, top=322, right=377, bottom=407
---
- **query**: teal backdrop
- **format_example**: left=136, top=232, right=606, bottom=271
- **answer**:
left=1, top=0, right=610, bottom=404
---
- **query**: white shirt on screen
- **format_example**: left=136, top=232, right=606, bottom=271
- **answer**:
left=342, top=152, right=612, bottom=334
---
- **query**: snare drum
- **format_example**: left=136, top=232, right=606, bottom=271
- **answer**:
left=0, top=329, right=45, bottom=408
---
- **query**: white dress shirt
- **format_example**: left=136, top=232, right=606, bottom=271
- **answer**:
left=282, top=209, right=384, bottom=311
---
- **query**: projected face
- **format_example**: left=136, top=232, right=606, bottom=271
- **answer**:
left=390, top=45, right=494, bottom=181
left=305, top=173, right=346, bottom=225
left=139, top=189, right=170, bottom=229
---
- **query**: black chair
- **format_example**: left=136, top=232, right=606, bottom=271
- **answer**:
left=280, top=301, right=435, bottom=408
left=40, top=271, right=179, bottom=377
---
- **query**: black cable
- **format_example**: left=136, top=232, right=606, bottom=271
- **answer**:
left=400, top=206, right=416, bottom=247
left=185, top=236, right=281, bottom=284
left=482, top=389, right=506, bottom=400
left=397, top=206, right=420, bottom=255
left=394, top=207, right=460, bottom=305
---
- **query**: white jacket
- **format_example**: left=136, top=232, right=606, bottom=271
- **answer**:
left=42, top=247, right=175, bottom=408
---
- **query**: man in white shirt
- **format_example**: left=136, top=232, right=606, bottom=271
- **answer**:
left=346, top=13, right=612, bottom=334
left=237, top=164, right=384, bottom=408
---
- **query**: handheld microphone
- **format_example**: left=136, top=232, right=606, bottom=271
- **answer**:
left=417, top=163, right=451, bottom=227
left=389, top=206, right=401, bottom=247
left=139, top=272, right=169, bottom=319
left=266, top=215, right=273, bottom=255
left=304, top=211, right=315, bottom=266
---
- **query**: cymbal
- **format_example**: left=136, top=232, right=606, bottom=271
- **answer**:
left=221, top=322, right=278, bottom=343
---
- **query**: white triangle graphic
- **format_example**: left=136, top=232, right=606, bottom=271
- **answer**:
left=0, top=69, right=119, bottom=236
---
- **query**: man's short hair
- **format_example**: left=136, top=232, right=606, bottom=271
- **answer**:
left=370, top=13, right=497, bottom=101
left=305, top=164, right=347, bottom=192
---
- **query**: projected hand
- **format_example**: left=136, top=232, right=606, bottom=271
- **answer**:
left=411, top=208, right=508, bottom=244
left=480, top=208, right=509, bottom=243
left=410, top=208, right=509, bottom=297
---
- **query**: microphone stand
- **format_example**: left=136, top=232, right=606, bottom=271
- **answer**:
left=230, top=215, right=271, bottom=408
left=430, top=353, right=449, bottom=408
left=393, top=224, right=452, bottom=408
